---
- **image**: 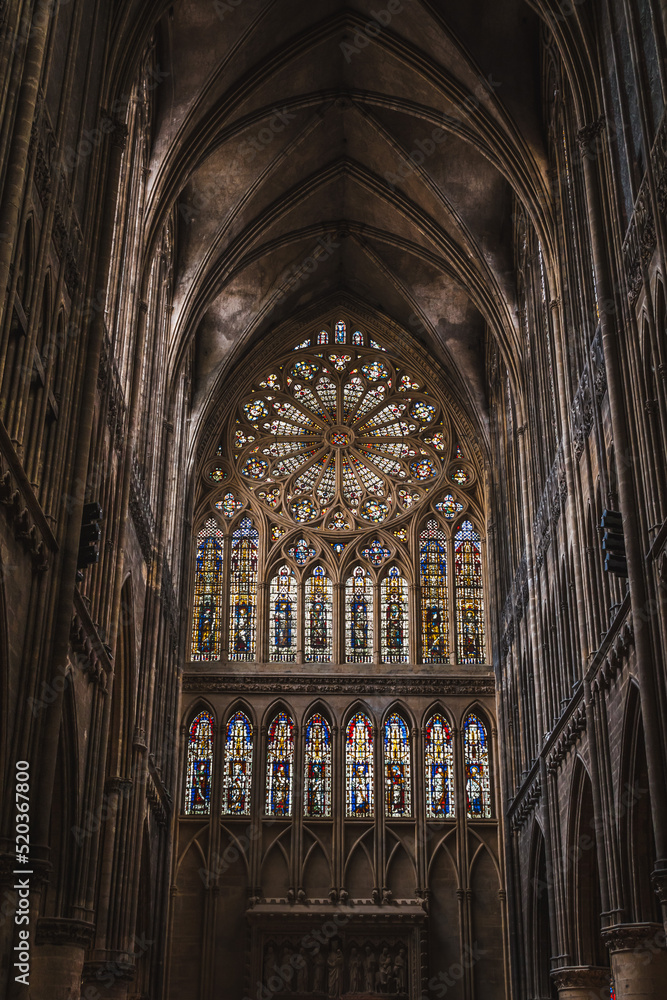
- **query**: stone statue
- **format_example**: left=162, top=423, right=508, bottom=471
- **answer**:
left=327, top=946, right=344, bottom=997
left=393, top=947, right=407, bottom=993
left=295, top=947, right=309, bottom=992
left=376, top=946, right=391, bottom=992
left=348, top=946, right=362, bottom=992
left=313, top=948, right=326, bottom=992
left=363, top=945, right=377, bottom=992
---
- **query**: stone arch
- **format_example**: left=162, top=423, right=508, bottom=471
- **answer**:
left=527, top=820, right=557, bottom=999
left=567, top=757, right=607, bottom=967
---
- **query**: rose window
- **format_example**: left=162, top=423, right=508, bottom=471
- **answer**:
left=230, top=337, right=450, bottom=529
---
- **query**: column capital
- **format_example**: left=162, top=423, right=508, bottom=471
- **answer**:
left=576, top=114, right=606, bottom=153
left=602, top=921, right=664, bottom=953
left=550, top=965, right=610, bottom=991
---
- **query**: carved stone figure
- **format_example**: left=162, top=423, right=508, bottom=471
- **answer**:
left=376, top=946, right=392, bottom=992
left=327, top=946, right=344, bottom=997
left=363, top=946, right=377, bottom=992
left=348, top=946, right=362, bottom=992
left=393, top=947, right=407, bottom=993
left=313, top=948, right=326, bottom=992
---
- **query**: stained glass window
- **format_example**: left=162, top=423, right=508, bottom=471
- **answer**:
left=269, top=566, right=297, bottom=662
left=228, top=517, right=259, bottom=660
left=384, top=713, right=411, bottom=817
left=222, top=711, right=253, bottom=816
left=454, top=521, right=485, bottom=664
left=346, top=713, right=374, bottom=818
left=304, top=713, right=332, bottom=817
left=335, top=320, right=346, bottom=343
left=352, top=330, right=363, bottom=346
left=361, top=538, right=390, bottom=566
left=381, top=567, right=409, bottom=663
left=464, top=714, right=491, bottom=818
left=425, top=714, right=455, bottom=818
left=317, top=329, right=328, bottom=345
left=305, top=566, right=333, bottom=661
left=420, top=520, right=449, bottom=663
left=345, top=566, right=373, bottom=662
left=191, top=518, right=224, bottom=661
left=184, top=711, right=214, bottom=815
left=266, top=712, right=294, bottom=817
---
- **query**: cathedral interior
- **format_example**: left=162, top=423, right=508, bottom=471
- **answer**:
left=0, top=1, right=666, bottom=998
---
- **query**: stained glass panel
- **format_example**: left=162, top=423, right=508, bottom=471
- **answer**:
left=304, top=713, right=332, bottom=818
left=345, top=566, right=373, bottom=662
left=335, top=320, right=346, bottom=344
left=228, top=517, right=259, bottom=660
left=384, top=713, right=411, bottom=817
left=361, top=538, right=390, bottom=566
left=381, top=567, right=409, bottom=663
left=191, top=518, right=224, bottom=661
left=222, top=711, right=253, bottom=816
left=346, top=713, right=374, bottom=818
left=269, top=565, right=297, bottom=662
left=420, top=519, right=449, bottom=663
left=184, top=711, right=214, bottom=815
left=464, top=714, right=491, bottom=818
left=352, top=329, right=363, bottom=345
left=454, top=520, right=485, bottom=664
left=425, top=714, right=454, bottom=818
left=317, top=329, right=328, bottom=345
left=266, top=712, right=294, bottom=817
left=305, top=566, right=333, bottom=661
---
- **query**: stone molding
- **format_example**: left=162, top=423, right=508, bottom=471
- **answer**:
left=182, top=673, right=495, bottom=696
left=35, top=917, right=96, bottom=948
left=551, top=965, right=610, bottom=989
left=602, top=921, right=665, bottom=953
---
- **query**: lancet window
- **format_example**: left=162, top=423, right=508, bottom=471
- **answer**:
left=191, top=519, right=224, bottom=660
left=304, top=713, right=332, bottom=818
left=222, top=711, right=253, bottom=816
left=184, top=711, right=214, bottom=815
left=463, top=713, right=491, bottom=818
left=425, top=714, right=455, bottom=818
left=346, top=712, right=374, bottom=818
left=384, top=713, right=411, bottom=817
left=266, top=712, right=294, bottom=817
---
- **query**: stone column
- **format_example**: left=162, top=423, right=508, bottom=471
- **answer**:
left=30, top=918, right=95, bottom=1000
left=603, top=922, right=667, bottom=1000
left=551, top=966, right=610, bottom=1000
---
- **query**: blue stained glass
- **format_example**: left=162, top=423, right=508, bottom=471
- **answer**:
left=352, top=330, right=363, bottom=346
left=346, top=713, right=374, bottom=818
left=455, top=520, right=485, bottom=664
left=335, top=320, right=346, bottom=344
left=305, top=566, right=332, bottom=661
left=420, top=519, right=449, bottom=662
left=266, top=712, right=294, bottom=817
left=317, top=329, right=328, bottom=345
left=384, top=713, right=411, bottom=817
left=185, top=711, right=214, bottom=815
left=229, top=517, right=259, bottom=660
left=464, top=714, right=491, bottom=818
left=345, top=566, right=373, bottom=662
left=269, top=566, right=297, bottom=662
left=304, top=713, right=332, bottom=817
left=381, top=567, right=409, bottom=663
left=191, top=518, right=224, bottom=660
left=361, top=538, right=391, bottom=566
left=425, top=714, right=454, bottom=818
left=288, top=538, right=316, bottom=565
left=222, top=711, right=253, bottom=816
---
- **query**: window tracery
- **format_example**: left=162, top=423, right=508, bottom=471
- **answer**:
left=191, top=518, right=224, bottom=660
left=346, top=712, right=374, bottom=818
left=192, top=321, right=487, bottom=667
left=425, top=714, right=455, bottom=818
left=384, top=713, right=411, bottom=817
left=304, top=713, right=332, bottom=817
left=464, top=713, right=491, bottom=818
left=185, top=711, right=214, bottom=815
left=266, top=712, right=294, bottom=817
left=222, top=711, right=253, bottom=816
left=454, top=520, right=485, bottom=664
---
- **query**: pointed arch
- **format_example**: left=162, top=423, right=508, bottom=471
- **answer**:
left=268, top=564, right=297, bottom=662
left=454, top=518, right=486, bottom=663
left=383, top=710, right=412, bottom=818
left=424, top=710, right=455, bottom=819
left=419, top=516, right=449, bottom=662
left=463, top=711, right=492, bottom=818
left=345, top=564, right=374, bottom=662
left=303, top=710, right=332, bottom=818
left=265, top=710, right=295, bottom=817
left=222, top=708, right=253, bottom=817
left=345, top=709, right=374, bottom=818
left=184, top=708, right=215, bottom=816
left=191, top=516, right=224, bottom=660
left=380, top=565, right=409, bottom=663
left=228, top=515, right=259, bottom=660
left=568, top=757, right=607, bottom=968
left=304, top=564, right=333, bottom=662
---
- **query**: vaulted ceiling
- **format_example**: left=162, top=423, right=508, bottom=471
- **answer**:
left=127, top=0, right=557, bottom=445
